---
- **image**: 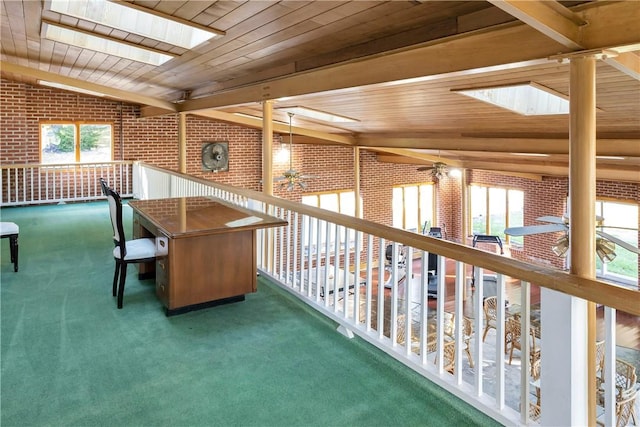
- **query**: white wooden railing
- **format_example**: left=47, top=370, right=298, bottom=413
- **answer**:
left=0, top=161, right=134, bottom=206
left=132, top=162, right=638, bottom=426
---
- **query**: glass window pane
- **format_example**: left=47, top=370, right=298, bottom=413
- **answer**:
left=419, top=184, right=434, bottom=233
left=470, top=186, right=487, bottom=235
left=597, top=200, right=638, bottom=281
left=339, top=192, right=355, bottom=216
left=301, top=195, right=317, bottom=207
left=404, top=186, right=419, bottom=231
left=489, top=187, right=506, bottom=237
left=392, top=187, right=404, bottom=229
left=79, top=124, right=112, bottom=163
left=508, top=189, right=524, bottom=245
left=41, top=124, right=76, bottom=164
left=319, top=193, right=339, bottom=212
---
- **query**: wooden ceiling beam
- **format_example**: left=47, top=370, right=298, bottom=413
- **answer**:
left=194, top=110, right=356, bottom=146
left=375, top=153, right=640, bottom=183
left=490, top=1, right=640, bottom=80
left=487, top=0, right=585, bottom=49
left=358, top=137, right=640, bottom=157
left=0, top=61, right=177, bottom=112
left=176, top=1, right=639, bottom=113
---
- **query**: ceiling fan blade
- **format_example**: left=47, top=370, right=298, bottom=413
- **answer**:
left=596, top=231, right=640, bottom=254
left=274, top=176, right=287, bottom=182
left=535, top=216, right=565, bottom=224
left=417, top=166, right=435, bottom=171
left=504, top=223, right=568, bottom=236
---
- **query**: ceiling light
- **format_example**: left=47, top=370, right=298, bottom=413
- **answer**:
left=551, top=234, right=569, bottom=257
left=43, top=23, right=173, bottom=66
left=49, top=0, right=220, bottom=49
left=596, top=237, right=617, bottom=263
left=38, top=80, right=106, bottom=97
left=596, top=156, right=626, bottom=160
left=279, top=106, right=358, bottom=123
left=453, top=82, right=569, bottom=116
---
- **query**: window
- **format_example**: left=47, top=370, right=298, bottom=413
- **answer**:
left=470, top=185, right=524, bottom=245
left=392, top=184, right=435, bottom=233
left=595, top=200, right=638, bottom=284
left=301, top=190, right=360, bottom=255
left=40, top=122, right=113, bottom=164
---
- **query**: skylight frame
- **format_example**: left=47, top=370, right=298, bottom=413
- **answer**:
left=452, top=82, right=570, bottom=116
left=48, top=0, right=220, bottom=50
left=43, top=22, right=174, bottom=66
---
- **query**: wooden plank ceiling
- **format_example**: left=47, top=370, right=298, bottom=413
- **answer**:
left=1, top=0, right=639, bottom=182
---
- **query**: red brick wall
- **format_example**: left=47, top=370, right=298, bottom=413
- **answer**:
left=2, top=78, right=638, bottom=282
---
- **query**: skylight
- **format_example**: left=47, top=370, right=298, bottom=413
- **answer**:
left=49, top=0, right=219, bottom=49
left=453, top=82, right=569, bottom=116
left=43, top=23, right=173, bottom=66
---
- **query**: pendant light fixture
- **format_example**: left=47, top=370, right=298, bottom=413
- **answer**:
left=274, top=113, right=314, bottom=191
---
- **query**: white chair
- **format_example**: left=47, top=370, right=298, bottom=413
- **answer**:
left=105, top=186, right=156, bottom=308
left=1, top=222, right=19, bottom=272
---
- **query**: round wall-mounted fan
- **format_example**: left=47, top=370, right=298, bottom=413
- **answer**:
left=418, top=162, right=448, bottom=180
left=504, top=214, right=639, bottom=263
left=202, top=142, right=229, bottom=172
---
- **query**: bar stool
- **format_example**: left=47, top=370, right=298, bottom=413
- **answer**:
left=0, top=222, right=19, bottom=272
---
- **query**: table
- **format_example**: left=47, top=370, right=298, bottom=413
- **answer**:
left=129, top=197, right=287, bottom=315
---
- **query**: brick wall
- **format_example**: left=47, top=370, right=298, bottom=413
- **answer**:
left=1, top=78, right=638, bottom=282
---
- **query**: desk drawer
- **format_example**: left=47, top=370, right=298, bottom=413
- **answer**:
left=155, top=257, right=170, bottom=307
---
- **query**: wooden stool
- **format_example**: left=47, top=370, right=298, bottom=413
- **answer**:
left=1, top=222, right=19, bottom=272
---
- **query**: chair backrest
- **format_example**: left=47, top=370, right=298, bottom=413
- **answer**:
left=105, top=186, right=127, bottom=258
left=615, top=359, right=637, bottom=392
left=484, top=296, right=497, bottom=320
left=99, top=177, right=110, bottom=196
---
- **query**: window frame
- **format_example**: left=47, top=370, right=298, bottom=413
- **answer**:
left=392, top=182, right=435, bottom=233
left=468, top=184, right=524, bottom=246
left=40, top=121, right=114, bottom=164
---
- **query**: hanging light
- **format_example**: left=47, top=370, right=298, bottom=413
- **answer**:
left=551, top=234, right=569, bottom=257
left=274, top=113, right=314, bottom=191
left=596, top=236, right=617, bottom=263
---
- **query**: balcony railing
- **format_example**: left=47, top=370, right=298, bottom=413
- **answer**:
left=0, top=161, right=134, bottom=206
left=131, top=162, right=640, bottom=426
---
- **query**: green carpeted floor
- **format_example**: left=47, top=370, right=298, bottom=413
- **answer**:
left=1, top=202, right=501, bottom=427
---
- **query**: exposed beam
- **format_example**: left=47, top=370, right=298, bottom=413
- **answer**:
left=194, top=110, right=356, bottom=146
left=374, top=154, right=639, bottom=183
left=0, top=62, right=177, bottom=112
left=489, top=1, right=639, bottom=80
left=369, top=147, right=464, bottom=168
left=487, top=0, right=585, bottom=49
left=358, top=137, right=640, bottom=157
left=176, top=1, right=639, bottom=113
left=604, top=53, right=640, bottom=81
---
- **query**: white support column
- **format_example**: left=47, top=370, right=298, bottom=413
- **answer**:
left=541, top=54, right=596, bottom=427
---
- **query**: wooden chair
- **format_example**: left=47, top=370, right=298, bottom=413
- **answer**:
left=530, top=348, right=541, bottom=404
left=595, top=340, right=606, bottom=389
left=441, top=339, right=456, bottom=374
left=597, top=389, right=638, bottom=427
left=482, top=296, right=497, bottom=341
left=105, top=187, right=157, bottom=308
left=505, top=318, right=540, bottom=365
left=0, top=222, right=19, bottom=272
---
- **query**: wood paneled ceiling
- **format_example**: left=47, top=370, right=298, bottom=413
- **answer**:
left=1, top=0, right=639, bottom=182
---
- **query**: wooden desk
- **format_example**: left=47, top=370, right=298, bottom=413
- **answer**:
left=129, top=197, right=287, bottom=315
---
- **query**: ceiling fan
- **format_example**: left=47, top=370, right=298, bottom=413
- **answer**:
left=417, top=161, right=448, bottom=180
left=504, top=215, right=639, bottom=263
left=274, top=113, right=315, bottom=191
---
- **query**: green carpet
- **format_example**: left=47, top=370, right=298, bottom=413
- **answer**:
left=1, top=202, right=500, bottom=427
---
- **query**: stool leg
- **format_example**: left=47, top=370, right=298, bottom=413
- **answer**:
left=10, top=235, right=18, bottom=272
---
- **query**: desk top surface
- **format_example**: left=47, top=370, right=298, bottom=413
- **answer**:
left=129, top=197, right=287, bottom=238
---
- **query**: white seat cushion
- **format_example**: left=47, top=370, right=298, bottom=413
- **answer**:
left=0, top=222, right=19, bottom=236
left=113, top=238, right=157, bottom=261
